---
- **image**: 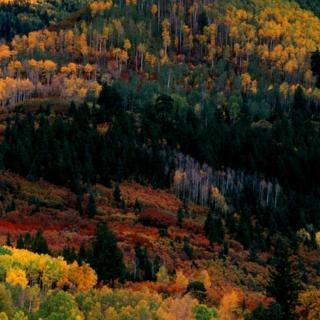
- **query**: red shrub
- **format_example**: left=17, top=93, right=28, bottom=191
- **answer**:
left=138, top=208, right=177, bottom=228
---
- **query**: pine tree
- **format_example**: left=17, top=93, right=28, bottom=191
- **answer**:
left=134, top=242, right=144, bottom=280
left=204, top=212, right=224, bottom=244
left=24, top=233, right=32, bottom=250
left=16, top=234, right=24, bottom=249
left=75, top=194, right=83, bottom=216
left=87, top=193, right=97, bottom=219
left=62, top=246, right=77, bottom=263
left=78, top=242, right=88, bottom=265
left=183, top=237, right=193, bottom=258
left=266, top=239, right=301, bottom=320
left=311, top=49, right=320, bottom=88
left=292, top=85, right=309, bottom=121
left=143, top=247, right=153, bottom=281
left=6, top=233, right=12, bottom=246
left=113, top=184, right=122, bottom=205
left=134, top=242, right=153, bottom=281
left=31, top=229, right=49, bottom=254
left=237, top=219, right=252, bottom=249
left=134, top=199, right=142, bottom=212
left=91, top=222, right=126, bottom=284
left=177, top=206, right=184, bottom=228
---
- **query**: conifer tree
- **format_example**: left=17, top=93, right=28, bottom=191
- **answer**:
left=87, top=192, right=97, bottom=219
left=177, top=206, right=184, bottom=228
left=266, top=239, right=301, bottom=320
left=134, top=199, right=142, bottom=212
left=311, top=49, right=320, bottom=88
left=6, top=233, right=11, bottom=247
left=78, top=242, right=88, bottom=265
left=113, top=184, right=122, bottom=205
left=75, top=194, right=83, bottom=216
left=24, top=233, right=32, bottom=250
left=31, top=229, right=49, bottom=254
left=204, top=212, right=224, bottom=244
left=16, top=234, right=24, bottom=249
left=91, top=222, right=126, bottom=284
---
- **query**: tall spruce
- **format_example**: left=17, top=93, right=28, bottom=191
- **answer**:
left=31, top=229, right=49, bottom=254
left=266, top=239, right=301, bottom=320
left=204, top=212, right=224, bottom=244
left=91, top=222, right=126, bottom=284
left=87, top=192, right=97, bottom=219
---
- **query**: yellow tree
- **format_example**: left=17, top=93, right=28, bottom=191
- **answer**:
left=218, top=290, right=241, bottom=320
left=296, top=287, right=320, bottom=320
left=43, top=60, right=57, bottom=86
left=161, top=19, right=171, bottom=61
left=175, top=270, right=189, bottom=292
left=6, top=268, right=28, bottom=289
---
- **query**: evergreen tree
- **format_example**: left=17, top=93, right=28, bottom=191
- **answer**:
left=134, top=199, right=142, bottom=212
left=245, top=303, right=284, bottom=320
left=24, top=233, right=32, bottom=250
left=143, top=247, right=153, bottom=281
left=75, top=194, right=83, bottom=216
left=62, top=246, right=77, bottom=263
left=177, top=207, right=184, bottom=228
left=134, top=242, right=144, bottom=281
left=6, top=233, right=12, bottom=247
left=237, top=219, right=252, bottom=249
left=204, top=212, right=224, bottom=244
left=113, top=184, right=122, bottom=205
left=292, top=86, right=309, bottom=121
left=91, top=222, right=126, bottom=284
left=183, top=237, right=193, bottom=258
left=87, top=192, right=97, bottom=219
left=266, top=239, right=301, bottom=320
left=134, top=242, right=153, bottom=281
left=16, top=234, right=24, bottom=249
left=31, top=229, right=49, bottom=254
left=311, top=49, right=320, bottom=88
left=78, top=242, right=88, bottom=265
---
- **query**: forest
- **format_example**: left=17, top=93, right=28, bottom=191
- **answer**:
left=0, top=0, right=320, bottom=319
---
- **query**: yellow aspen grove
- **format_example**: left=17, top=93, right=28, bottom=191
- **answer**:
left=0, top=45, right=11, bottom=61
left=7, top=60, right=22, bottom=78
left=43, top=60, right=57, bottom=86
left=6, top=269, right=28, bottom=289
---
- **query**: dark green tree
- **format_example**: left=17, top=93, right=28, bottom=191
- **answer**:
left=24, top=232, right=32, bottom=249
left=134, top=199, right=142, bottom=212
left=177, top=207, right=184, bottom=228
left=204, top=212, right=224, bottom=244
left=266, top=239, right=301, bottom=320
left=311, top=49, right=320, bottom=88
left=16, top=234, right=24, bottom=249
left=91, top=222, right=126, bottom=284
left=76, top=194, right=83, bottom=216
left=245, top=303, right=284, bottom=320
left=31, top=229, right=49, bottom=254
left=87, top=193, right=97, bottom=219
left=292, top=85, right=309, bottom=121
left=183, top=237, right=193, bottom=258
left=78, top=242, right=88, bottom=265
left=113, top=184, right=122, bottom=205
left=6, top=233, right=12, bottom=246
left=62, top=246, right=77, bottom=264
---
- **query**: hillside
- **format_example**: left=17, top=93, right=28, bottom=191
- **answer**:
left=0, top=0, right=320, bottom=319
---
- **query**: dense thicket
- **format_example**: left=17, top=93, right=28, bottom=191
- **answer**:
left=0, top=0, right=88, bottom=41
left=1, top=83, right=320, bottom=249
